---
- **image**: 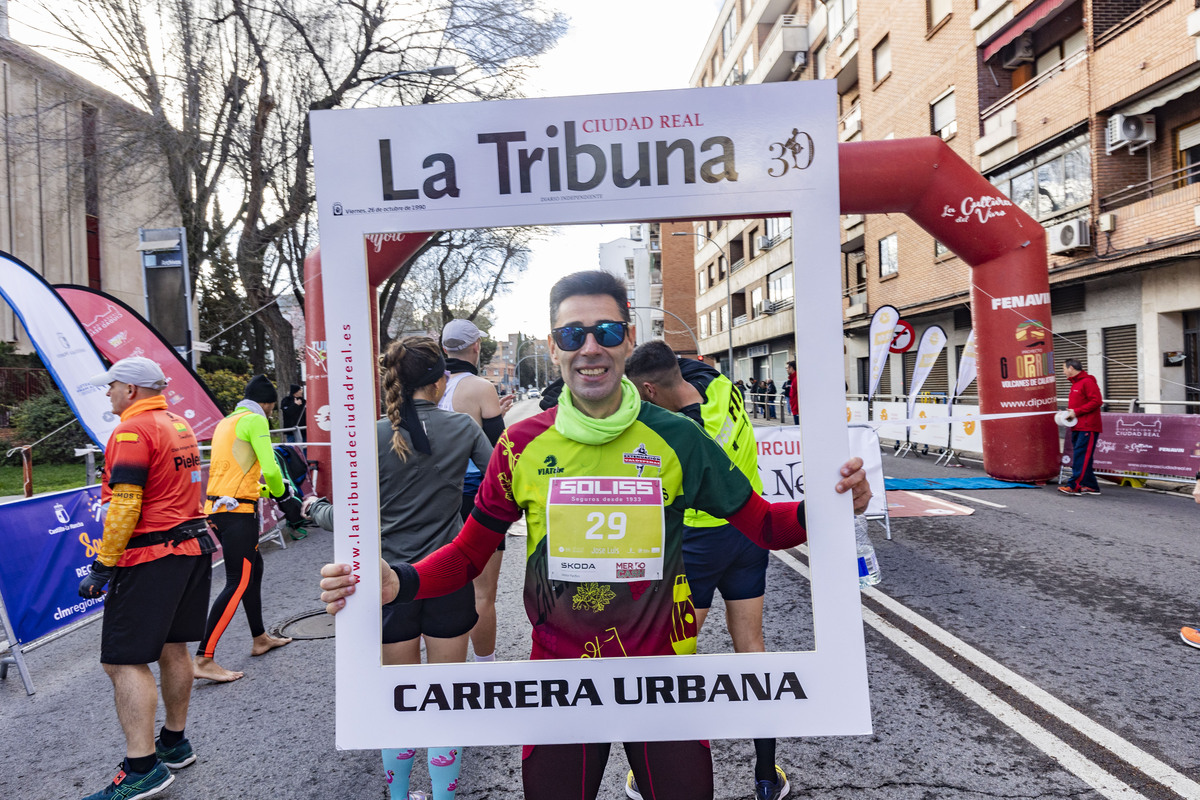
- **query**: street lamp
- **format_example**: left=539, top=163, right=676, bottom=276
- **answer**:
left=516, top=337, right=544, bottom=388
left=629, top=304, right=700, bottom=355
left=674, top=231, right=734, bottom=379
left=351, top=65, right=458, bottom=108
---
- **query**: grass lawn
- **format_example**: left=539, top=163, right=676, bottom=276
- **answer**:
left=0, top=461, right=91, bottom=497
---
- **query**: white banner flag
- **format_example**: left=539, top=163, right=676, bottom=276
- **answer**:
left=867, top=305, right=898, bottom=400
left=906, top=325, right=947, bottom=420
left=0, top=252, right=117, bottom=448
left=954, top=328, right=977, bottom=398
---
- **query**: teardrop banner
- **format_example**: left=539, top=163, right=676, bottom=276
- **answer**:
left=56, top=285, right=225, bottom=441
left=0, top=251, right=116, bottom=448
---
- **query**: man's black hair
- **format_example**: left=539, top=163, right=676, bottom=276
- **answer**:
left=626, top=340, right=682, bottom=386
left=786, top=360, right=796, bottom=369
left=1063, top=358, right=1084, bottom=371
left=548, top=270, right=630, bottom=326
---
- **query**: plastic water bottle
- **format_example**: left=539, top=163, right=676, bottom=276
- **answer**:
left=855, top=515, right=881, bottom=588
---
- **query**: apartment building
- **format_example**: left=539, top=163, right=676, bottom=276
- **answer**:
left=681, top=0, right=1200, bottom=410
left=0, top=10, right=178, bottom=349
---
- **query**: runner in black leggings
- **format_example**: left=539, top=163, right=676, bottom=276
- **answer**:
left=196, top=515, right=266, bottom=662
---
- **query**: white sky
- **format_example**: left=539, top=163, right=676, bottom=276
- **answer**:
left=488, top=0, right=726, bottom=340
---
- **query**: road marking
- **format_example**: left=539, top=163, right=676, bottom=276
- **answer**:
left=934, top=489, right=1007, bottom=508
left=773, top=548, right=1200, bottom=799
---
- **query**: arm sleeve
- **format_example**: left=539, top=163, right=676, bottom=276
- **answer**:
left=310, top=499, right=334, bottom=531
left=240, top=413, right=285, bottom=498
left=96, top=484, right=144, bottom=567
left=401, top=512, right=508, bottom=601
left=481, top=414, right=506, bottom=446
left=470, top=423, right=496, bottom=473
left=726, top=492, right=808, bottom=551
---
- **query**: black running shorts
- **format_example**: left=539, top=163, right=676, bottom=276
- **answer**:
left=382, top=581, right=478, bottom=643
left=682, top=523, right=769, bottom=609
left=100, top=553, right=212, bottom=665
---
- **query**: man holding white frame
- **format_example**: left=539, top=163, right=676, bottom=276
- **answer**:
left=322, top=269, right=870, bottom=799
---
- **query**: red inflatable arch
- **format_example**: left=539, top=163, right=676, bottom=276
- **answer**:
left=303, top=137, right=1059, bottom=485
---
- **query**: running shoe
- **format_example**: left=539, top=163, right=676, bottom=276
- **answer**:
left=81, top=761, right=173, bottom=800
left=756, top=765, right=791, bottom=800
left=1080, top=486, right=1101, bottom=496
left=1057, top=485, right=1081, bottom=495
left=155, top=735, right=196, bottom=769
left=625, top=770, right=643, bottom=800
left=1182, top=627, right=1200, bottom=649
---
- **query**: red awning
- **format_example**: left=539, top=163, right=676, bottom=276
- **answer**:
left=982, top=0, right=1069, bottom=61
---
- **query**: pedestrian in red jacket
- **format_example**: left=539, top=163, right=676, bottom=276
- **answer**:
left=1059, top=358, right=1103, bottom=496
left=786, top=360, right=799, bottom=425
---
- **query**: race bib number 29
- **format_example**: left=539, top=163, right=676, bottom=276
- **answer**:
left=546, top=477, right=665, bottom=583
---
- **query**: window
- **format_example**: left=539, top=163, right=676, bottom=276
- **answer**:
left=1178, top=120, right=1200, bottom=186
left=768, top=267, right=794, bottom=301
left=765, top=215, right=792, bottom=241
left=931, top=90, right=956, bottom=140
left=872, top=36, right=891, bottom=83
left=698, top=272, right=706, bottom=294
left=815, top=44, right=827, bottom=79
left=928, top=0, right=951, bottom=28
left=625, top=257, right=635, bottom=281
left=700, top=314, right=709, bottom=338
left=879, top=233, right=898, bottom=277
left=1035, top=28, right=1085, bottom=76
left=721, top=12, right=737, bottom=57
left=935, top=240, right=950, bottom=257
left=742, top=47, right=754, bottom=77
left=988, top=132, right=1090, bottom=222
left=710, top=310, right=718, bottom=335
left=751, top=286, right=764, bottom=314
left=720, top=305, right=729, bottom=332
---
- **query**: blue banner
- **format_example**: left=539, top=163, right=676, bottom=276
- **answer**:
left=0, top=487, right=106, bottom=644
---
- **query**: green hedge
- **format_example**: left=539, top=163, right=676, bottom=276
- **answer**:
left=10, top=393, right=96, bottom=464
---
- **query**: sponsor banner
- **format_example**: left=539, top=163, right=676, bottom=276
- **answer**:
left=909, top=402, right=950, bottom=448
left=867, top=306, right=898, bottom=400
left=57, top=286, right=225, bottom=440
left=0, top=252, right=116, bottom=448
left=950, top=404, right=984, bottom=452
left=873, top=402, right=908, bottom=443
left=846, top=401, right=869, bottom=424
left=1061, top=413, right=1200, bottom=478
left=755, top=425, right=887, bottom=518
left=954, top=329, right=977, bottom=398
left=906, top=326, right=947, bottom=421
left=0, top=486, right=105, bottom=644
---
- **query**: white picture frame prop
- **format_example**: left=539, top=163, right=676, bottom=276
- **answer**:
left=310, top=81, right=870, bottom=750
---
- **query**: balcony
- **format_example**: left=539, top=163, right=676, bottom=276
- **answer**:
left=1100, top=164, right=1200, bottom=211
left=977, top=51, right=1087, bottom=171
left=839, top=103, right=862, bottom=142
left=749, top=14, right=810, bottom=84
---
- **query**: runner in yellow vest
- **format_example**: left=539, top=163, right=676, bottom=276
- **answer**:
left=194, top=374, right=302, bottom=682
left=626, top=341, right=787, bottom=800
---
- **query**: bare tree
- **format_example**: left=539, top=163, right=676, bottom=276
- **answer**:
left=379, top=226, right=535, bottom=344
left=32, top=0, right=567, bottom=387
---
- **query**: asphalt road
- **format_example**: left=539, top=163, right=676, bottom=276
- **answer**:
left=3, top=417, right=1199, bottom=799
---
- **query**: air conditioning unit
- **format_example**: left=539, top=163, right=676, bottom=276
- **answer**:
left=1002, top=33, right=1034, bottom=68
left=842, top=118, right=862, bottom=134
left=793, top=50, right=808, bottom=70
left=762, top=300, right=779, bottom=314
left=1106, top=113, right=1157, bottom=153
left=1048, top=219, right=1092, bottom=255
left=757, top=235, right=774, bottom=250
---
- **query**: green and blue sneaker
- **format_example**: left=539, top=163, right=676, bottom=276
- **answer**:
left=155, top=736, right=196, bottom=769
left=81, top=760, right=173, bottom=800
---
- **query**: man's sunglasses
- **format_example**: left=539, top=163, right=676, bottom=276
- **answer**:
left=551, top=321, right=628, bottom=351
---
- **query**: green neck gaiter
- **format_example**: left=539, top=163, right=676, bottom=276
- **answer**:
left=555, top=377, right=641, bottom=444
